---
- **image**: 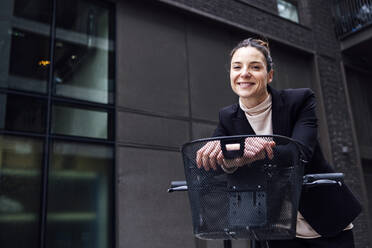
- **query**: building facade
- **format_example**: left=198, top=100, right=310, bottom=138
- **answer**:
left=0, top=0, right=371, bottom=248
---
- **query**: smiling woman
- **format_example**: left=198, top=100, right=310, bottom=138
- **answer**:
left=196, top=37, right=361, bottom=248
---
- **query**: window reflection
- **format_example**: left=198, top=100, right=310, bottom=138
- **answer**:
left=0, top=0, right=51, bottom=93
left=9, top=28, right=50, bottom=86
left=13, top=0, right=52, bottom=24
left=0, top=135, right=43, bottom=248
left=277, top=0, right=299, bottom=23
left=53, top=0, right=114, bottom=104
left=52, top=104, right=110, bottom=139
left=0, top=93, right=46, bottom=133
left=47, top=141, right=113, bottom=248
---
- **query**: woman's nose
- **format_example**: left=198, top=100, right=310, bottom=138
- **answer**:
left=240, top=68, right=251, bottom=78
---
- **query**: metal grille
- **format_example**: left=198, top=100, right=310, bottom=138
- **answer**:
left=332, top=0, right=372, bottom=39
left=181, top=135, right=304, bottom=240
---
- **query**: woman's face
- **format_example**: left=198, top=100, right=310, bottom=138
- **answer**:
left=230, top=46, right=273, bottom=107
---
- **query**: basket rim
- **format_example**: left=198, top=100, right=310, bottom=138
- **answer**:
left=181, top=134, right=307, bottom=161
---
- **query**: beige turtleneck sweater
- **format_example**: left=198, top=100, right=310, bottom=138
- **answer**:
left=239, top=95, right=273, bottom=135
left=237, top=94, right=353, bottom=238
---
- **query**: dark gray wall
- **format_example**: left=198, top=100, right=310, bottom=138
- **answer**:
left=308, top=3, right=370, bottom=246
left=116, top=1, right=238, bottom=247
left=345, top=68, right=372, bottom=157
left=345, top=67, right=372, bottom=243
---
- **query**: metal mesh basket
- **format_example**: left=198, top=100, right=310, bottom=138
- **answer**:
left=181, top=135, right=305, bottom=241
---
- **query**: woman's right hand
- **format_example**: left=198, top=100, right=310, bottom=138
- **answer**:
left=196, top=140, right=223, bottom=171
left=196, top=137, right=276, bottom=171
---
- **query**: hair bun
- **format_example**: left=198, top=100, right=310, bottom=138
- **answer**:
left=253, top=39, right=269, bottom=50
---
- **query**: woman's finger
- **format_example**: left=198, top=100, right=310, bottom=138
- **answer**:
left=244, top=142, right=262, bottom=158
left=196, top=145, right=208, bottom=168
left=264, top=141, right=275, bottom=160
left=209, top=143, right=220, bottom=170
left=217, top=150, right=224, bottom=165
left=200, top=141, right=219, bottom=171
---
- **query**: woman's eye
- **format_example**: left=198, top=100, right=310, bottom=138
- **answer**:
left=232, top=66, right=241, bottom=70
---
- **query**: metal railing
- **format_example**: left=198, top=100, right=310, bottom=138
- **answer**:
left=332, top=0, right=372, bottom=39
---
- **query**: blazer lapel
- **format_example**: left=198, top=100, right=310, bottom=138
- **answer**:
left=230, top=86, right=289, bottom=136
left=232, top=105, right=255, bottom=135
left=269, top=86, right=289, bottom=136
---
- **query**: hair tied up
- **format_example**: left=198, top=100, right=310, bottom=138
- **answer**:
left=254, top=39, right=270, bottom=50
left=230, top=37, right=274, bottom=72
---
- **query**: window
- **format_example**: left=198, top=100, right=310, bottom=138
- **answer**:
left=1, top=0, right=52, bottom=93
left=46, top=141, right=114, bottom=248
left=52, top=104, right=112, bottom=139
left=0, top=135, right=44, bottom=248
left=0, top=93, right=47, bottom=133
left=53, top=0, right=114, bottom=104
left=0, top=0, right=115, bottom=247
left=277, top=0, right=300, bottom=23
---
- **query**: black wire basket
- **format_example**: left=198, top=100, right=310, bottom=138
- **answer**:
left=181, top=135, right=305, bottom=241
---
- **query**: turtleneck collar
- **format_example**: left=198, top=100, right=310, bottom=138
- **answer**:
left=239, top=94, right=272, bottom=116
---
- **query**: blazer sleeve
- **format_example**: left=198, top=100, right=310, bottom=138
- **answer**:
left=290, top=89, right=318, bottom=162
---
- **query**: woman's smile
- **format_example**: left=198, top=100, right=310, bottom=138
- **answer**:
left=237, top=82, right=256, bottom=88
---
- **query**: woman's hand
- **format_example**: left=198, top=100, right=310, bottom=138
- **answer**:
left=196, top=137, right=276, bottom=171
left=196, top=140, right=223, bottom=171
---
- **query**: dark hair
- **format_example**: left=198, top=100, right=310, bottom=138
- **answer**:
left=230, top=38, right=274, bottom=72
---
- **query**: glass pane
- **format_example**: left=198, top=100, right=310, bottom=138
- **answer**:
left=0, top=135, right=44, bottom=248
left=277, top=0, right=299, bottom=23
left=0, top=93, right=46, bottom=133
left=53, top=0, right=114, bottom=104
left=52, top=105, right=110, bottom=139
left=46, top=141, right=113, bottom=248
left=0, top=0, right=51, bottom=93
left=13, top=0, right=52, bottom=24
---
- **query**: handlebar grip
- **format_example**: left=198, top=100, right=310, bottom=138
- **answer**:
left=168, top=181, right=188, bottom=193
left=303, top=179, right=342, bottom=188
left=220, top=137, right=245, bottom=159
left=168, top=185, right=188, bottom=193
left=303, top=173, right=343, bottom=183
left=303, top=173, right=344, bottom=189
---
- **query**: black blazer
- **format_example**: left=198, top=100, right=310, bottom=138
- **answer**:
left=213, top=86, right=362, bottom=237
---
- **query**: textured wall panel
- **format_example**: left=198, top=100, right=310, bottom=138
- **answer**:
left=117, top=111, right=190, bottom=148
left=192, top=122, right=216, bottom=140
left=117, top=147, right=193, bottom=248
left=117, top=1, right=189, bottom=117
left=187, top=20, right=237, bottom=121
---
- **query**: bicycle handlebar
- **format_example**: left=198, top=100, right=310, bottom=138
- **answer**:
left=303, top=173, right=343, bottom=188
left=168, top=181, right=187, bottom=192
left=170, top=181, right=187, bottom=187
left=168, top=173, right=344, bottom=193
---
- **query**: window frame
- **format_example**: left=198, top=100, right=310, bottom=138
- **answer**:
left=276, top=0, right=301, bottom=24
